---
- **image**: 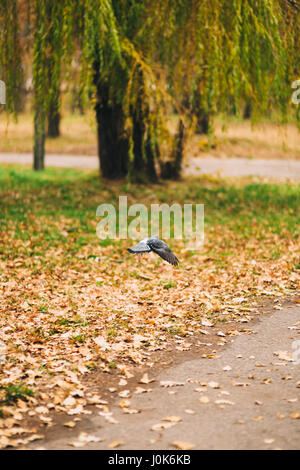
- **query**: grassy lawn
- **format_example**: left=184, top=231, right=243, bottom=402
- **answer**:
left=0, top=165, right=299, bottom=427
left=1, top=112, right=300, bottom=160
left=0, top=112, right=97, bottom=155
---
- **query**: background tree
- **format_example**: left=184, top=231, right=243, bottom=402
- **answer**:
left=0, top=0, right=23, bottom=115
left=33, top=0, right=65, bottom=169
left=1, top=0, right=299, bottom=177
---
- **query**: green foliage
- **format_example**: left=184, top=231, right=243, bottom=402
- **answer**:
left=0, top=383, right=34, bottom=406
left=0, top=1, right=299, bottom=174
left=0, top=0, right=23, bottom=114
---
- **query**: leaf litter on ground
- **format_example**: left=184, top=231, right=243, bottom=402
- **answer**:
left=0, top=168, right=299, bottom=446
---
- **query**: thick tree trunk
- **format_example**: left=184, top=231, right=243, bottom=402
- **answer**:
left=194, top=108, right=210, bottom=134
left=33, top=108, right=45, bottom=170
left=160, top=120, right=184, bottom=180
left=93, top=59, right=158, bottom=181
left=47, top=93, right=60, bottom=138
left=94, top=67, right=128, bottom=179
left=130, top=66, right=158, bottom=182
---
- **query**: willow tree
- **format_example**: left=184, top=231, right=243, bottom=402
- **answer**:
left=0, top=0, right=23, bottom=115
left=77, top=0, right=174, bottom=181
left=79, top=0, right=130, bottom=179
left=1, top=0, right=299, bottom=177
left=165, top=0, right=299, bottom=134
left=33, top=0, right=65, bottom=169
left=279, top=0, right=300, bottom=126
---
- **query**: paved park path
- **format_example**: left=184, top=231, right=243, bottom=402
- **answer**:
left=30, top=303, right=300, bottom=450
left=1, top=153, right=300, bottom=180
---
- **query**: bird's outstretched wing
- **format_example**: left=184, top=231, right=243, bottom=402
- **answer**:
left=127, top=241, right=151, bottom=254
left=148, top=239, right=179, bottom=266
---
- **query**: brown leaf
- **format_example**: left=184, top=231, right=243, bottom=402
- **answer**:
left=108, top=440, right=124, bottom=448
left=161, top=416, right=182, bottom=423
left=139, top=373, right=155, bottom=384
left=170, top=440, right=195, bottom=450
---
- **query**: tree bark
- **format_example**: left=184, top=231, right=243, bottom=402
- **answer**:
left=94, top=66, right=128, bottom=179
left=71, top=84, right=84, bottom=115
left=33, top=107, right=45, bottom=170
left=47, top=91, right=60, bottom=138
left=145, top=133, right=158, bottom=183
left=131, top=66, right=158, bottom=182
left=93, top=59, right=159, bottom=181
left=243, top=102, right=252, bottom=119
left=194, top=108, right=210, bottom=134
left=132, top=105, right=145, bottom=175
left=161, top=120, right=184, bottom=180
left=192, top=86, right=210, bottom=134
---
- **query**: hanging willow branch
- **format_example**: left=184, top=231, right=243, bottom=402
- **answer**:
left=1, top=0, right=299, bottom=175
left=285, top=0, right=300, bottom=11
left=0, top=0, right=23, bottom=114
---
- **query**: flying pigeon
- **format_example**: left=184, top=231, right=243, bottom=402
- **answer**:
left=127, top=236, right=179, bottom=266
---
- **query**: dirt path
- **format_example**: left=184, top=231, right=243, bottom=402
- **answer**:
left=1, top=153, right=300, bottom=180
left=29, top=303, right=300, bottom=450
left=185, top=156, right=300, bottom=180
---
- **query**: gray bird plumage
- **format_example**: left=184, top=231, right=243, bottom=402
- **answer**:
left=127, top=236, right=179, bottom=266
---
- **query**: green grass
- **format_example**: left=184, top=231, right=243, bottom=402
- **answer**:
left=0, top=165, right=299, bottom=272
left=0, top=383, right=34, bottom=408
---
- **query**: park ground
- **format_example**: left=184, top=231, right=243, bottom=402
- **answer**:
left=0, top=163, right=299, bottom=449
left=1, top=112, right=300, bottom=160
left=27, top=300, right=300, bottom=450
left=0, top=114, right=299, bottom=449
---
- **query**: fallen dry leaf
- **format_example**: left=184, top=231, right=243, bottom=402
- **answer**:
left=119, top=399, right=131, bottom=409
left=160, top=380, right=184, bottom=388
left=215, top=399, right=235, bottom=405
left=170, top=440, right=195, bottom=450
left=118, top=390, right=131, bottom=398
left=274, top=351, right=293, bottom=362
left=151, top=422, right=177, bottom=431
left=122, top=408, right=140, bottom=414
left=199, top=396, right=210, bottom=404
left=70, top=432, right=103, bottom=447
left=161, top=416, right=182, bottom=423
left=63, top=421, right=76, bottom=428
left=208, top=381, right=220, bottom=389
left=108, top=440, right=124, bottom=448
left=139, top=373, right=155, bottom=384
left=184, top=409, right=195, bottom=415
left=264, top=438, right=275, bottom=444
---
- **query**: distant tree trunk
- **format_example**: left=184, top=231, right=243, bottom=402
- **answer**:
left=47, top=88, right=60, bottom=137
left=194, top=107, right=210, bottom=134
left=192, top=86, right=210, bottom=134
left=131, top=111, right=158, bottom=182
left=93, top=61, right=128, bottom=179
left=228, top=96, right=238, bottom=116
left=132, top=111, right=144, bottom=173
left=71, top=84, right=84, bottom=115
left=243, top=102, right=252, bottom=119
left=161, top=120, right=184, bottom=180
left=33, top=107, right=45, bottom=170
left=145, top=133, right=158, bottom=183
